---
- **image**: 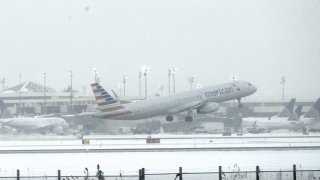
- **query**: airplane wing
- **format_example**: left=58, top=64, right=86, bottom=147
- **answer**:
left=167, top=100, right=205, bottom=114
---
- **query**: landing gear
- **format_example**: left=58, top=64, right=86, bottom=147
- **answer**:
left=185, top=115, right=193, bottom=122
left=185, top=111, right=193, bottom=122
left=237, top=98, right=243, bottom=108
left=166, top=115, right=173, bottom=122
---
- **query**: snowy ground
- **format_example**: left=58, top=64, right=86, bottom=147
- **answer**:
left=0, top=150, right=319, bottom=177
left=0, top=133, right=319, bottom=177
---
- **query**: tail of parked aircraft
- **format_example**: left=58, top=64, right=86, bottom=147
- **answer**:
left=0, top=98, right=12, bottom=118
left=277, top=98, right=296, bottom=118
left=90, top=83, right=127, bottom=113
left=304, top=98, right=320, bottom=119
left=288, top=105, right=303, bottom=121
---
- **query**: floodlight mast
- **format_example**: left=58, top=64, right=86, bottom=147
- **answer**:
left=168, top=69, right=171, bottom=95
left=142, top=65, right=150, bottom=98
left=281, top=76, right=286, bottom=102
left=158, top=84, right=164, bottom=96
left=93, top=68, right=99, bottom=83
left=138, top=71, right=142, bottom=97
left=42, top=71, right=46, bottom=105
left=118, top=83, right=123, bottom=97
left=230, top=74, right=237, bottom=106
left=19, top=73, right=22, bottom=108
left=123, top=73, right=127, bottom=96
left=172, top=68, right=178, bottom=94
left=188, top=77, right=194, bottom=90
left=68, top=69, right=73, bottom=110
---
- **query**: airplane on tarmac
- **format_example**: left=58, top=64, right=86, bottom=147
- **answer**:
left=0, top=99, right=69, bottom=134
left=299, top=98, right=320, bottom=130
left=241, top=98, right=303, bottom=131
left=90, top=81, right=257, bottom=122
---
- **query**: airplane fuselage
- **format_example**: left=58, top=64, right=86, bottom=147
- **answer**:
left=241, top=117, right=299, bottom=130
left=94, top=81, right=257, bottom=120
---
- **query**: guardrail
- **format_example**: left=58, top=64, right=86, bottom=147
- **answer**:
left=1, top=165, right=320, bottom=180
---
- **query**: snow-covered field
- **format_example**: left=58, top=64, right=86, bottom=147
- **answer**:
left=0, top=133, right=319, bottom=177
left=0, top=150, right=319, bottom=177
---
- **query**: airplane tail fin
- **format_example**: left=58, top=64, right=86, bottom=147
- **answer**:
left=288, top=105, right=303, bottom=121
left=304, top=98, right=320, bottom=119
left=277, top=98, right=296, bottom=118
left=90, top=83, right=127, bottom=113
left=295, top=105, right=303, bottom=117
left=0, top=98, right=12, bottom=118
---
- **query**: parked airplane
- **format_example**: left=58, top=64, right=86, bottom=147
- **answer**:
left=241, top=98, right=301, bottom=131
left=0, top=99, right=69, bottom=134
left=300, top=98, right=320, bottom=130
left=288, top=105, right=303, bottom=121
left=91, top=81, right=257, bottom=121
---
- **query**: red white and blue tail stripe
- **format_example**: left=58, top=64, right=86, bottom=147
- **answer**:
left=91, top=83, right=126, bottom=112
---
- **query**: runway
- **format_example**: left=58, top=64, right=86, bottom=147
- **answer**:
left=1, top=133, right=320, bottom=153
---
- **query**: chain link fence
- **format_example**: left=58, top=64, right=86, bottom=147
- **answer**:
left=1, top=165, right=319, bottom=180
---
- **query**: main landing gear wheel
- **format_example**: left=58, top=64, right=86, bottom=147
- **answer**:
left=237, top=98, right=243, bottom=108
left=185, top=115, right=193, bottom=122
left=166, top=115, right=173, bottom=122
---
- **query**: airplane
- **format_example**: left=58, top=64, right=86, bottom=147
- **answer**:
left=0, top=99, right=69, bottom=134
left=299, top=98, right=320, bottom=130
left=90, top=80, right=257, bottom=122
left=288, top=105, right=303, bottom=121
left=241, top=98, right=302, bottom=131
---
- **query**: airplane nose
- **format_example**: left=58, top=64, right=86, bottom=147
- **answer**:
left=252, top=85, right=257, bottom=93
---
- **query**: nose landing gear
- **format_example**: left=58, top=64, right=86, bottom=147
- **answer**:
left=237, top=98, right=243, bottom=108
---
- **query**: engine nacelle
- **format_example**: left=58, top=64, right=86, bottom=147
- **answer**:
left=197, top=102, right=219, bottom=114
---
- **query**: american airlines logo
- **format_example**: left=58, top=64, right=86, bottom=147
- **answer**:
left=205, top=87, right=234, bottom=98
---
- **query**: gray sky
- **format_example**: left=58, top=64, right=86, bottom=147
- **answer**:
left=0, top=0, right=319, bottom=101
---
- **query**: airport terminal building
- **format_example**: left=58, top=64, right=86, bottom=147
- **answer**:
left=0, top=82, right=95, bottom=115
left=0, top=81, right=316, bottom=116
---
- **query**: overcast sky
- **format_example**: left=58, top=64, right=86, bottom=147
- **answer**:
left=0, top=0, right=319, bottom=101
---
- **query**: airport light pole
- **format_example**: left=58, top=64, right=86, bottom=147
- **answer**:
left=118, top=83, right=123, bottom=97
left=158, top=84, right=164, bottom=96
left=230, top=74, right=237, bottom=106
left=196, top=83, right=203, bottom=89
left=281, top=76, right=286, bottom=102
left=231, top=74, right=237, bottom=82
left=123, top=73, right=127, bottom=96
left=42, top=71, right=46, bottom=105
left=188, top=77, right=194, bottom=90
left=172, top=68, right=178, bottom=94
left=93, top=68, right=99, bottom=83
left=168, top=69, right=171, bottom=95
left=19, top=73, right=22, bottom=108
left=138, top=71, right=142, bottom=97
left=68, top=69, right=73, bottom=109
left=0, top=78, right=5, bottom=92
left=142, top=65, right=150, bottom=98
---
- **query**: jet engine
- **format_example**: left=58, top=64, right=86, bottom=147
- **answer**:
left=196, top=102, right=219, bottom=114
